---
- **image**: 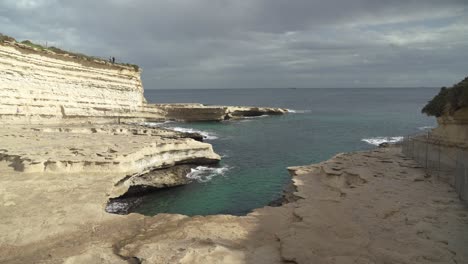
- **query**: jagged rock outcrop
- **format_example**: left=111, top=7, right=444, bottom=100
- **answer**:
left=105, top=165, right=195, bottom=214
left=115, top=165, right=193, bottom=196
left=225, top=106, right=288, bottom=118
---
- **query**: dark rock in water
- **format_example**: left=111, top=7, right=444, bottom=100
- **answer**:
left=105, top=197, right=144, bottom=215
left=379, top=142, right=390, bottom=148
left=268, top=197, right=283, bottom=207
left=268, top=179, right=301, bottom=207
left=156, top=103, right=287, bottom=122
left=180, top=132, right=204, bottom=142
left=106, top=165, right=198, bottom=215
left=121, top=165, right=193, bottom=197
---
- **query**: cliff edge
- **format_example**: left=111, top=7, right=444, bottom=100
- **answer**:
left=422, top=76, right=468, bottom=146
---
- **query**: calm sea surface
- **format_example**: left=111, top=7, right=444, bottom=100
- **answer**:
left=135, top=88, right=438, bottom=216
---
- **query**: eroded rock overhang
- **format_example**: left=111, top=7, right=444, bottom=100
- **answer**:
left=0, top=124, right=221, bottom=201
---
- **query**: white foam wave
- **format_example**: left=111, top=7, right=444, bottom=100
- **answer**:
left=186, top=166, right=230, bottom=183
left=362, top=136, right=404, bottom=146
left=140, top=121, right=173, bottom=127
left=242, top=115, right=268, bottom=119
left=287, top=109, right=311, bottom=114
left=168, top=127, right=218, bottom=140
left=418, top=126, right=434, bottom=131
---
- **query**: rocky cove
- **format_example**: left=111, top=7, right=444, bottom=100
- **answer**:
left=0, top=37, right=289, bottom=208
left=1, top=35, right=468, bottom=264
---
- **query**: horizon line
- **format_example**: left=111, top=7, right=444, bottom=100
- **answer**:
left=145, top=86, right=440, bottom=90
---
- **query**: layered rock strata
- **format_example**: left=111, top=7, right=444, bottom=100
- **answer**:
left=0, top=124, right=220, bottom=199
left=0, top=42, right=168, bottom=124
left=1, top=146, right=467, bottom=264
left=0, top=42, right=287, bottom=124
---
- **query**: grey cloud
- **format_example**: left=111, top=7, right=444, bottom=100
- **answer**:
left=0, top=0, right=467, bottom=89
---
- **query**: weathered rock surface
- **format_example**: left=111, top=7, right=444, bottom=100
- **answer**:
left=1, top=146, right=467, bottom=264
left=431, top=107, right=468, bottom=148
left=225, top=106, right=288, bottom=119
left=105, top=165, right=194, bottom=214
left=118, top=165, right=193, bottom=194
left=0, top=43, right=168, bottom=124
left=0, top=124, right=220, bottom=201
left=155, top=103, right=288, bottom=122
left=0, top=125, right=219, bottom=174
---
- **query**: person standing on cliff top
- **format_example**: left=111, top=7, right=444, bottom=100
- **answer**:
left=112, top=57, right=115, bottom=64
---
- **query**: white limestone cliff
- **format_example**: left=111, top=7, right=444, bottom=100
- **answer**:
left=0, top=42, right=165, bottom=124
left=0, top=41, right=287, bottom=125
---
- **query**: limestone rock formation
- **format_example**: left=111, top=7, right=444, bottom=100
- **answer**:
left=0, top=124, right=220, bottom=201
left=116, top=165, right=193, bottom=195
left=157, top=103, right=288, bottom=121
left=431, top=107, right=468, bottom=147
left=0, top=41, right=287, bottom=124
left=0, top=42, right=168, bottom=124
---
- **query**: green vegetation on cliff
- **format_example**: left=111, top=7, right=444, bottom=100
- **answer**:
left=422, top=76, right=468, bottom=117
left=0, top=33, right=139, bottom=71
left=0, top=33, right=16, bottom=43
left=20, top=40, right=48, bottom=51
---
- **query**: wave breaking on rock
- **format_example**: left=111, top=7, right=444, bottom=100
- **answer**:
left=362, top=136, right=404, bottom=146
left=166, top=127, right=218, bottom=140
left=186, top=165, right=231, bottom=183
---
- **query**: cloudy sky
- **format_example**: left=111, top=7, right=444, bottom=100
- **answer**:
left=1, top=0, right=467, bottom=89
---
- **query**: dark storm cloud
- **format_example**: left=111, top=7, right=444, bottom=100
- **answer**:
left=1, top=0, right=467, bottom=89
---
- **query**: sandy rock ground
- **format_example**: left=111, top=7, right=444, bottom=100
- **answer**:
left=0, top=139, right=467, bottom=263
left=0, top=125, right=219, bottom=174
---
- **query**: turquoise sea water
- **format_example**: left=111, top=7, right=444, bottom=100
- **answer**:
left=135, top=88, right=438, bottom=216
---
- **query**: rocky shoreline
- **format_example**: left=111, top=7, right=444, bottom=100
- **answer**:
left=0, top=123, right=220, bottom=201
left=2, top=145, right=467, bottom=263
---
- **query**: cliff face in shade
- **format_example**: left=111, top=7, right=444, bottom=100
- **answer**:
left=0, top=42, right=165, bottom=124
left=431, top=107, right=468, bottom=147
